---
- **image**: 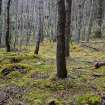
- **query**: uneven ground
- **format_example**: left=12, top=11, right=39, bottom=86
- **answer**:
left=0, top=41, right=105, bottom=105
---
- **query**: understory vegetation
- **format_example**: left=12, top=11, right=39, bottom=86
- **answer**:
left=0, top=42, right=105, bottom=105
left=1, top=0, right=105, bottom=104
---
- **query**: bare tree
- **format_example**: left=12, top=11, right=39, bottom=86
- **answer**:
left=0, top=0, right=2, bottom=15
left=56, top=0, right=67, bottom=79
left=0, top=0, right=2, bottom=46
left=65, top=0, right=72, bottom=57
left=5, top=0, right=11, bottom=52
left=95, top=0, right=103, bottom=38
left=34, top=0, right=43, bottom=54
left=85, top=0, right=94, bottom=42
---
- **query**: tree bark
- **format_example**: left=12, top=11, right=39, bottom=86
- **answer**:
left=34, top=0, right=43, bottom=55
left=5, top=0, right=11, bottom=52
left=0, top=0, right=2, bottom=15
left=85, top=0, right=93, bottom=42
left=34, top=31, right=41, bottom=55
left=0, top=0, right=2, bottom=46
left=56, top=0, right=67, bottom=79
left=65, top=0, right=72, bottom=57
left=95, top=0, right=103, bottom=38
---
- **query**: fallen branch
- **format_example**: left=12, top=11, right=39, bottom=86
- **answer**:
left=81, top=44, right=100, bottom=51
left=92, top=73, right=105, bottom=77
left=94, top=62, right=105, bottom=69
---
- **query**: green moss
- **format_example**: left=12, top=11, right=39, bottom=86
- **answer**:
left=32, top=79, right=75, bottom=92
left=48, top=72, right=57, bottom=81
left=7, top=71, right=23, bottom=79
left=10, top=57, right=22, bottom=63
left=17, top=63, right=32, bottom=70
left=0, top=41, right=105, bottom=104
left=33, top=99, right=42, bottom=105
left=1, top=64, right=14, bottom=69
left=77, top=94, right=101, bottom=105
left=24, top=90, right=50, bottom=105
left=11, top=77, right=33, bottom=87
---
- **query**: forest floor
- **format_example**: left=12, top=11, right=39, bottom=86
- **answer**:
left=0, top=41, right=105, bottom=105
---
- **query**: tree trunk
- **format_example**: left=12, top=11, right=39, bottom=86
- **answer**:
left=5, top=0, right=11, bottom=52
left=0, top=0, right=2, bottom=46
left=34, top=31, right=41, bottom=55
left=85, top=0, right=94, bottom=42
left=34, top=0, right=43, bottom=55
left=0, top=0, right=2, bottom=15
left=56, top=0, right=67, bottom=79
left=65, top=0, right=72, bottom=57
left=77, top=3, right=82, bottom=43
left=95, top=0, right=103, bottom=38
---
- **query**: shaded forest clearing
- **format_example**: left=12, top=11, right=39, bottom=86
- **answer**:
left=0, top=42, right=105, bottom=105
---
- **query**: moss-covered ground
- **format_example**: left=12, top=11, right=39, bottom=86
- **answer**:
left=0, top=42, right=105, bottom=105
